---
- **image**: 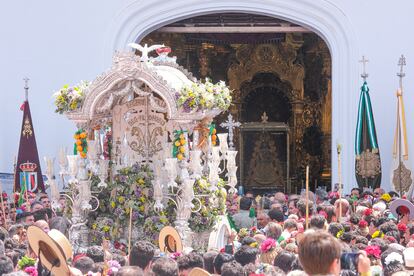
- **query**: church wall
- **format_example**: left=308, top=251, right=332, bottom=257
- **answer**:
left=1, top=0, right=414, bottom=193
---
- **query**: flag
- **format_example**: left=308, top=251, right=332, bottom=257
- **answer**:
left=14, top=99, right=44, bottom=193
left=355, top=81, right=381, bottom=189
left=391, top=89, right=413, bottom=197
left=18, top=173, right=27, bottom=207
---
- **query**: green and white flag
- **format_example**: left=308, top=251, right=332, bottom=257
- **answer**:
left=355, top=81, right=382, bottom=189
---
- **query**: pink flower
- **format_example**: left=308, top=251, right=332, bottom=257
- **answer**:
left=260, top=238, right=276, bottom=253
left=398, top=223, right=408, bottom=232
left=359, top=220, right=368, bottom=228
left=171, top=252, right=182, bottom=260
left=24, top=266, right=38, bottom=276
left=319, top=210, right=328, bottom=219
left=365, top=245, right=381, bottom=259
left=364, top=208, right=373, bottom=216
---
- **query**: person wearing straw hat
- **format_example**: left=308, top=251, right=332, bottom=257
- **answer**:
left=27, top=225, right=78, bottom=275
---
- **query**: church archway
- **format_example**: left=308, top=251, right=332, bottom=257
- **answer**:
left=104, top=0, right=359, bottom=193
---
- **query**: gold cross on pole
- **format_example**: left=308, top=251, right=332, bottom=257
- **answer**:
left=359, top=56, right=369, bottom=82
left=397, top=54, right=406, bottom=92
left=23, top=77, right=30, bottom=101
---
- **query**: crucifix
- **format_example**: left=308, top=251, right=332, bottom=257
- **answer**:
left=359, top=56, right=369, bottom=82
left=23, top=77, right=30, bottom=101
left=220, top=113, right=241, bottom=150
left=398, top=54, right=406, bottom=91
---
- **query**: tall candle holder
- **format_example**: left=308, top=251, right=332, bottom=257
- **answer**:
left=52, top=153, right=101, bottom=254
left=97, top=159, right=110, bottom=189
left=189, top=150, right=203, bottom=179
left=165, top=158, right=178, bottom=188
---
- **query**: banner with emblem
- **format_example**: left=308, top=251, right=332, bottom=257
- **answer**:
left=391, top=88, right=413, bottom=196
left=14, top=94, right=44, bottom=192
left=355, top=81, right=382, bottom=189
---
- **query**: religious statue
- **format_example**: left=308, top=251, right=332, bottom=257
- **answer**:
left=247, top=132, right=285, bottom=189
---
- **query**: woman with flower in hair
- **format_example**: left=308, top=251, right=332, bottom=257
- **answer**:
left=365, top=245, right=382, bottom=266
left=259, top=238, right=280, bottom=265
left=357, top=220, right=370, bottom=237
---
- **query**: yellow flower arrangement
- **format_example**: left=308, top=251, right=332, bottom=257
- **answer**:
left=336, top=230, right=344, bottom=239
left=139, top=206, right=145, bottom=212
left=92, top=223, right=97, bottom=230
left=381, top=193, right=392, bottom=202
left=110, top=201, right=116, bottom=208
left=118, top=196, right=125, bottom=203
left=249, top=242, right=258, bottom=248
left=372, top=230, right=384, bottom=239
left=102, top=226, right=110, bottom=232
left=53, top=81, right=89, bottom=114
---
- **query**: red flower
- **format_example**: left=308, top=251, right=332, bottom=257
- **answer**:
left=319, top=210, right=328, bottom=219
left=14, top=192, right=20, bottom=203
left=220, top=247, right=225, bottom=253
left=260, top=238, right=276, bottom=253
left=385, top=236, right=397, bottom=243
left=359, top=220, right=368, bottom=228
left=364, top=208, right=373, bottom=216
left=365, top=245, right=381, bottom=259
left=73, top=253, right=86, bottom=263
left=398, top=223, right=408, bottom=232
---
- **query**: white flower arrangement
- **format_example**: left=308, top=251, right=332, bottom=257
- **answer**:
left=53, top=80, right=89, bottom=114
left=384, top=252, right=404, bottom=265
left=176, top=78, right=232, bottom=112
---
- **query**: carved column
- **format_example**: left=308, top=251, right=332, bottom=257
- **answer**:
left=291, top=99, right=304, bottom=171
left=320, top=50, right=332, bottom=182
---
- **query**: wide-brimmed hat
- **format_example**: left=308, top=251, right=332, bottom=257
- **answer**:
left=158, top=226, right=183, bottom=253
left=27, top=226, right=73, bottom=275
left=188, top=267, right=212, bottom=276
left=389, top=199, right=414, bottom=220
left=404, top=247, right=414, bottom=268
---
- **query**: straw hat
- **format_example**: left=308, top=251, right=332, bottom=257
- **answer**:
left=188, top=267, right=212, bottom=276
left=158, top=226, right=183, bottom=253
left=27, top=226, right=73, bottom=275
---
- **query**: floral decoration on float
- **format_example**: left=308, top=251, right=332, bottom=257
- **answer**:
left=176, top=78, right=232, bottom=112
left=53, top=81, right=89, bottom=114
left=73, top=129, right=88, bottom=158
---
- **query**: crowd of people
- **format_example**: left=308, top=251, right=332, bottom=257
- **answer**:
left=1, top=187, right=414, bottom=275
